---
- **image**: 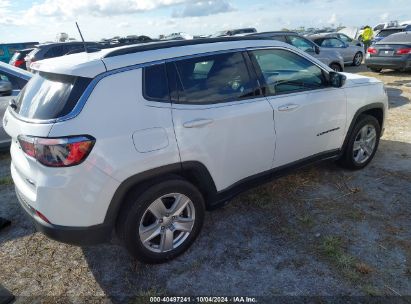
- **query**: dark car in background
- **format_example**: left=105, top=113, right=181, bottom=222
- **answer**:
left=373, top=25, right=411, bottom=43
left=9, top=48, right=34, bottom=70
left=25, top=41, right=103, bottom=71
left=366, top=32, right=411, bottom=72
left=248, top=31, right=345, bottom=71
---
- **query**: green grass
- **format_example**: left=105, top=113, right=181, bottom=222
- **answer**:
left=297, top=214, right=315, bottom=228
left=319, top=236, right=362, bottom=282
left=0, top=176, right=13, bottom=186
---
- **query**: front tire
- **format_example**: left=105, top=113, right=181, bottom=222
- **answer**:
left=338, top=114, right=381, bottom=170
left=117, top=179, right=205, bottom=263
left=330, top=63, right=343, bottom=72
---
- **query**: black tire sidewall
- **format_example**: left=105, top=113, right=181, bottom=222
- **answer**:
left=344, top=115, right=381, bottom=169
left=353, top=52, right=363, bottom=66
left=330, top=63, right=342, bottom=72
left=120, top=179, right=205, bottom=263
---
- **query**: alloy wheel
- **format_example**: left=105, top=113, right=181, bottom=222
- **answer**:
left=352, top=124, right=377, bottom=164
left=139, top=193, right=195, bottom=253
left=354, top=53, right=363, bottom=66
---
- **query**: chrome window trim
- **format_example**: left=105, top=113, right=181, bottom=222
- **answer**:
left=9, top=45, right=331, bottom=124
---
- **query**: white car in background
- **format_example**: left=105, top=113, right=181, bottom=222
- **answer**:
left=4, top=37, right=388, bottom=263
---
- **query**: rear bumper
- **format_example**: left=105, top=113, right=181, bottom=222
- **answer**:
left=16, top=188, right=112, bottom=245
left=365, top=56, right=411, bottom=70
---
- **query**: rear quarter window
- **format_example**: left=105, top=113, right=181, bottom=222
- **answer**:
left=14, top=72, right=91, bottom=120
left=143, top=64, right=169, bottom=102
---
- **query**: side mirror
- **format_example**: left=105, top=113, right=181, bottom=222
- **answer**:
left=329, top=72, right=346, bottom=88
left=314, top=45, right=320, bottom=54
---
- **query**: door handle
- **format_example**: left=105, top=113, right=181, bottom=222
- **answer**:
left=183, top=119, right=214, bottom=128
left=278, top=103, right=300, bottom=112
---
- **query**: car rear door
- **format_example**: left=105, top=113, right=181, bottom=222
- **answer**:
left=169, top=51, right=276, bottom=191
left=248, top=48, right=347, bottom=167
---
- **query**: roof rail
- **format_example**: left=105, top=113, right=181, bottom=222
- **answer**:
left=103, top=36, right=267, bottom=58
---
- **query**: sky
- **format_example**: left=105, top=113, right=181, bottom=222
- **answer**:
left=1, top=0, right=411, bottom=43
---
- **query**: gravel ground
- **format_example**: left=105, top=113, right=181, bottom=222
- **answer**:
left=0, top=65, right=410, bottom=303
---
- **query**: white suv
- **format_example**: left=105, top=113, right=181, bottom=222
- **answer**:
left=3, top=38, right=388, bottom=263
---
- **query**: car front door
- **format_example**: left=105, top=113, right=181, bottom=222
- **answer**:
left=322, top=38, right=351, bottom=62
left=248, top=48, right=347, bottom=167
left=169, top=51, right=276, bottom=191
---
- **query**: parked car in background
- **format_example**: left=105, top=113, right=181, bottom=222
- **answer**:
left=248, top=31, right=345, bottom=71
left=309, top=34, right=364, bottom=66
left=162, top=32, right=194, bottom=40
left=0, top=61, right=31, bottom=149
left=317, top=32, right=363, bottom=47
left=0, top=42, right=38, bottom=63
left=9, top=48, right=34, bottom=70
left=4, top=37, right=388, bottom=263
left=366, top=32, right=411, bottom=72
left=25, top=42, right=103, bottom=71
left=372, top=25, right=411, bottom=44
left=212, top=28, right=257, bottom=37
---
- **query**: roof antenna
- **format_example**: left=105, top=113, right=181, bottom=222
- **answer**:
left=75, top=22, right=88, bottom=53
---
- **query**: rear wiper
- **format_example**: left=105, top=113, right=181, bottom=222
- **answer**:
left=9, top=99, right=17, bottom=111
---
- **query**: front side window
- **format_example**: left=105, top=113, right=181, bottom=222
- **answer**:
left=143, top=64, right=169, bottom=102
left=173, top=52, right=257, bottom=104
left=250, top=49, right=327, bottom=95
left=14, top=72, right=91, bottom=120
left=288, top=36, right=315, bottom=52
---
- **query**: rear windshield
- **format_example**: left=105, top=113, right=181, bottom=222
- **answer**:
left=14, top=72, right=91, bottom=120
left=377, top=29, right=402, bottom=38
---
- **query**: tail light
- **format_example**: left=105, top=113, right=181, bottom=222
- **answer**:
left=367, top=47, right=377, bottom=54
left=18, top=135, right=95, bottom=167
left=13, top=59, right=25, bottom=67
left=396, top=48, right=411, bottom=55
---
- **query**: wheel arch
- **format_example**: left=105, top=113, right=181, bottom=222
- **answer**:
left=104, top=161, right=217, bottom=227
left=329, top=61, right=343, bottom=71
left=341, top=103, right=385, bottom=154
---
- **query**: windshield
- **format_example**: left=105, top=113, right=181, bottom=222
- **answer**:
left=14, top=72, right=91, bottom=120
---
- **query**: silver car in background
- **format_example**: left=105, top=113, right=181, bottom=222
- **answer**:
left=0, top=61, right=32, bottom=149
left=308, top=34, right=364, bottom=66
left=248, top=31, right=345, bottom=71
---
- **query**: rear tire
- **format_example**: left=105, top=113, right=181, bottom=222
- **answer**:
left=117, top=178, right=205, bottom=263
left=330, top=63, right=343, bottom=72
left=338, top=114, right=381, bottom=170
left=352, top=52, right=363, bottom=66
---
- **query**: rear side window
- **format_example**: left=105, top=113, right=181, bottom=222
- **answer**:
left=172, top=52, right=257, bottom=104
left=143, top=64, right=169, bottom=102
left=14, top=72, right=91, bottom=120
left=44, top=46, right=65, bottom=58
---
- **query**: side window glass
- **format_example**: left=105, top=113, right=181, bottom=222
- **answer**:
left=143, top=64, right=169, bottom=102
left=0, top=48, right=4, bottom=56
left=322, top=38, right=344, bottom=48
left=250, top=49, right=327, bottom=95
left=44, top=46, right=64, bottom=58
left=288, top=36, right=315, bottom=52
left=174, top=52, right=256, bottom=104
